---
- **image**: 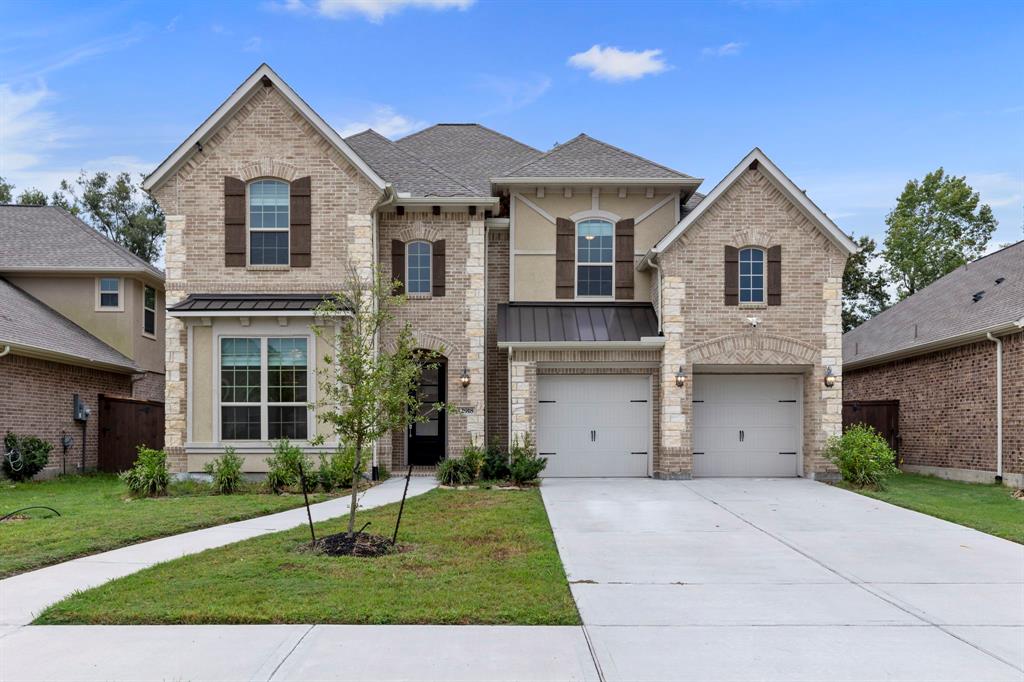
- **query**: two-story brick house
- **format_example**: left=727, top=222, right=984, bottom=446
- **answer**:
left=144, top=64, right=856, bottom=479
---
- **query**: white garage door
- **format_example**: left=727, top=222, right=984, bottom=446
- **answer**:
left=537, top=375, right=651, bottom=477
left=692, top=374, right=802, bottom=477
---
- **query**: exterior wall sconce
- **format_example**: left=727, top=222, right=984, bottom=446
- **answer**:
left=675, top=366, right=686, bottom=388
left=460, top=368, right=471, bottom=388
left=824, top=366, right=836, bottom=388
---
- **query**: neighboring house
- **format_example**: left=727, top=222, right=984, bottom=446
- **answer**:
left=144, top=64, right=855, bottom=479
left=844, top=241, right=1024, bottom=487
left=0, top=205, right=166, bottom=475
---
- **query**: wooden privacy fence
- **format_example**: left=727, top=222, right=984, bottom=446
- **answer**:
left=842, top=400, right=899, bottom=454
left=98, top=395, right=165, bottom=472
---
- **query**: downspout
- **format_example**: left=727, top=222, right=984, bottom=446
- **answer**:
left=369, top=185, right=396, bottom=477
left=507, top=346, right=512, bottom=449
left=649, top=257, right=663, bottom=334
left=985, top=333, right=1003, bottom=483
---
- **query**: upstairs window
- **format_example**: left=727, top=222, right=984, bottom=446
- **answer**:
left=143, top=285, right=157, bottom=336
left=96, top=277, right=122, bottom=310
left=739, top=247, right=765, bottom=303
left=576, top=219, right=613, bottom=297
left=248, top=179, right=289, bottom=265
left=406, top=241, right=432, bottom=295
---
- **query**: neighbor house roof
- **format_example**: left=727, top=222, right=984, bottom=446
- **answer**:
left=395, top=124, right=543, bottom=195
left=497, top=302, right=661, bottom=347
left=344, top=130, right=480, bottom=198
left=0, top=278, right=138, bottom=372
left=0, top=205, right=164, bottom=281
left=843, top=240, right=1024, bottom=369
left=493, top=134, right=697, bottom=184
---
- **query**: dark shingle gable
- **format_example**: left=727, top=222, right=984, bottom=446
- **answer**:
left=344, top=130, right=479, bottom=197
left=499, top=134, right=693, bottom=180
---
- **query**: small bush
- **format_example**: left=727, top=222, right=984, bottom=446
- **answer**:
left=461, top=443, right=485, bottom=481
left=436, top=456, right=474, bottom=486
left=204, top=447, right=244, bottom=494
left=376, top=463, right=391, bottom=481
left=2, top=431, right=52, bottom=481
left=825, top=424, right=898, bottom=488
left=317, top=444, right=364, bottom=492
left=509, top=435, right=546, bottom=485
left=264, top=440, right=310, bottom=494
left=120, top=446, right=170, bottom=497
left=481, top=438, right=509, bottom=480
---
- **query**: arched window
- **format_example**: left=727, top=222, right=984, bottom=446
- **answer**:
left=739, top=247, right=765, bottom=303
left=248, top=179, right=289, bottom=265
left=576, top=219, right=614, bottom=297
left=406, top=241, right=432, bottom=295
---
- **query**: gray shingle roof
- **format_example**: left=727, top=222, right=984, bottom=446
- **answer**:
left=497, top=134, right=693, bottom=180
left=843, top=241, right=1024, bottom=368
left=0, top=278, right=138, bottom=371
left=395, top=124, right=542, bottom=195
left=498, top=302, right=659, bottom=343
left=344, top=130, right=478, bottom=198
left=0, top=206, right=163, bottom=279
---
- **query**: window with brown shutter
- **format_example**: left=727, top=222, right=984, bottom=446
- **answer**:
left=555, top=217, right=574, bottom=299
left=224, top=177, right=246, bottom=267
left=767, top=245, right=781, bottom=306
left=724, top=245, right=739, bottom=306
left=290, top=176, right=311, bottom=268
left=614, top=218, right=635, bottom=300
left=432, top=239, right=446, bottom=297
left=391, top=240, right=406, bottom=294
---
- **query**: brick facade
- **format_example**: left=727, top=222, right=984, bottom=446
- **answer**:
left=485, top=226, right=509, bottom=445
left=844, top=331, right=1023, bottom=485
left=131, top=371, right=166, bottom=403
left=0, top=353, right=133, bottom=476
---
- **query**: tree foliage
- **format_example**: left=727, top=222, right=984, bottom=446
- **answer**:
left=882, top=168, right=997, bottom=300
left=0, top=177, right=13, bottom=203
left=15, top=188, right=48, bottom=206
left=842, top=234, right=890, bottom=332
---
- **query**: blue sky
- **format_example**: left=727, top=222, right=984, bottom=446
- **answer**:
left=2, top=0, right=1021, bottom=247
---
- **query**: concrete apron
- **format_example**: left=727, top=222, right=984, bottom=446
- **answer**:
left=542, top=477, right=1024, bottom=682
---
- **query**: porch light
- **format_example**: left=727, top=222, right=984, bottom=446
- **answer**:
left=824, top=366, right=836, bottom=388
left=460, top=368, right=471, bottom=388
left=674, top=366, right=686, bottom=388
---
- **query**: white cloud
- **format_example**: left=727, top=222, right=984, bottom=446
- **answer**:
left=967, top=171, right=1022, bottom=209
left=701, top=41, right=745, bottom=58
left=243, top=36, right=263, bottom=52
left=335, top=105, right=426, bottom=138
left=567, top=45, right=668, bottom=82
left=476, top=74, right=551, bottom=115
left=279, top=0, right=474, bottom=22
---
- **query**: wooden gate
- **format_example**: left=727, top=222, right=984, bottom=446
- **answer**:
left=98, top=395, right=165, bottom=472
left=842, top=400, right=899, bottom=454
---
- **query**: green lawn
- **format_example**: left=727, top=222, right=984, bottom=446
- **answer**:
left=35, top=488, right=580, bottom=625
left=841, top=473, right=1024, bottom=544
left=0, top=474, right=345, bottom=577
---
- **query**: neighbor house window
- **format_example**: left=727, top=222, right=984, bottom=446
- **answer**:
left=143, top=285, right=157, bottom=336
left=96, top=277, right=122, bottom=310
left=219, top=336, right=309, bottom=441
left=248, top=179, right=289, bottom=265
left=739, top=247, right=765, bottom=303
left=576, top=219, right=613, bottom=297
left=406, top=241, right=432, bottom=295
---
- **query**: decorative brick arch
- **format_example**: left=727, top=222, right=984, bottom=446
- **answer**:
left=381, top=331, right=454, bottom=357
left=686, top=332, right=819, bottom=366
left=396, top=220, right=442, bottom=243
left=238, top=159, right=301, bottom=182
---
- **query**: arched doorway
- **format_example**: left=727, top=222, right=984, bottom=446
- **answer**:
left=408, top=353, right=446, bottom=466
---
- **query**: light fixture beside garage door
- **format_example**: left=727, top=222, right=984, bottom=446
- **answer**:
left=675, top=366, right=687, bottom=387
left=824, top=366, right=836, bottom=388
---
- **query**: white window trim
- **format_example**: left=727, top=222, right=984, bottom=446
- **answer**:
left=95, top=277, right=124, bottom=312
left=215, top=333, right=314, bottom=444
left=405, top=240, right=433, bottom=297
left=739, top=246, right=766, bottom=304
left=142, top=285, right=158, bottom=339
left=246, top=178, right=291, bottom=268
left=574, top=218, right=615, bottom=300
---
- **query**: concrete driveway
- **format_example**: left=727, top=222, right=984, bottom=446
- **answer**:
left=542, top=478, right=1024, bottom=682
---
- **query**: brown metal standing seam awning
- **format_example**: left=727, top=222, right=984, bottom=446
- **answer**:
left=498, top=303, right=660, bottom=343
left=167, top=294, right=336, bottom=314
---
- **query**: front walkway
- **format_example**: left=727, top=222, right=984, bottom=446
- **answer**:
left=541, top=477, right=1024, bottom=682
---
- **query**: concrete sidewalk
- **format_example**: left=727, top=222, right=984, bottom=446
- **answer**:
left=0, top=476, right=436, bottom=627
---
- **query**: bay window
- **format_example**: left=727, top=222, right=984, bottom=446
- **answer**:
left=220, top=336, right=309, bottom=441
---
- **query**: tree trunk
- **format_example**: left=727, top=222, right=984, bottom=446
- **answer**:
left=347, top=436, right=364, bottom=537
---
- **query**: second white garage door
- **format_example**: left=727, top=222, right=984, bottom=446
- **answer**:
left=692, top=374, right=802, bottom=477
left=536, top=375, right=651, bottom=477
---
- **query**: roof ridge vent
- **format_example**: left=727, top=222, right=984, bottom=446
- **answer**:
left=995, top=277, right=1005, bottom=285
left=972, top=291, right=985, bottom=303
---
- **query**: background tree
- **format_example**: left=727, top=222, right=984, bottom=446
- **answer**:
left=882, top=168, right=997, bottom=300
left=842, top=234, right=890, bottom=332
left=15, top=188, right=47, bottom=206
left=0, top=177, right=13, bottom=203
left=313, top=265, right=440, bottom=539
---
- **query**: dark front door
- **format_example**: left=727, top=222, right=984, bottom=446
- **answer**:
left=408, top=360, right=446, bottom=466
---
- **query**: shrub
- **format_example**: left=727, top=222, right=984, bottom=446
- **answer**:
left=481, top=438, right=509, bottom=480
left=376, top=463, right=391, bottom=482
left=119, top=446, right=170, bottom=497
left=2, top=431, right=52, bottom=481
left=509, top=435, right=546, bottom=485
left=825, top=424, right=899, bottom=488
left=436, top=456, right=474, bottom=486
left=317, top=444, right=365, bottom=492
left=204, top=447, right=245, bottom=494
left=461, top=443, right=485, bottom=481
left=264, top=440, right=310, bottom=493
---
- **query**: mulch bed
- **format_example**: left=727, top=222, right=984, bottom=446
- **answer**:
left=313, top=532, right=398, bottom=557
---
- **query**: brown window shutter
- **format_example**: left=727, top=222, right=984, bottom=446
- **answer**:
left=555, top=217, right=575, bottom=299
left=391, top=240, right=406, bottom=294
left=724, top=245, right=739, bottom=306
left=614, top=218, right=635, bottom=300
left=767, top=245, right=782, bottom=306
left=290, top=176, right=311, bottom=268
left=432, top=239, right=446, bottom=297
left=224, top=177, right=246, bottom=267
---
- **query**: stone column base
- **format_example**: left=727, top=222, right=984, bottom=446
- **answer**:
left=654, top=470, right=692, bottom=480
